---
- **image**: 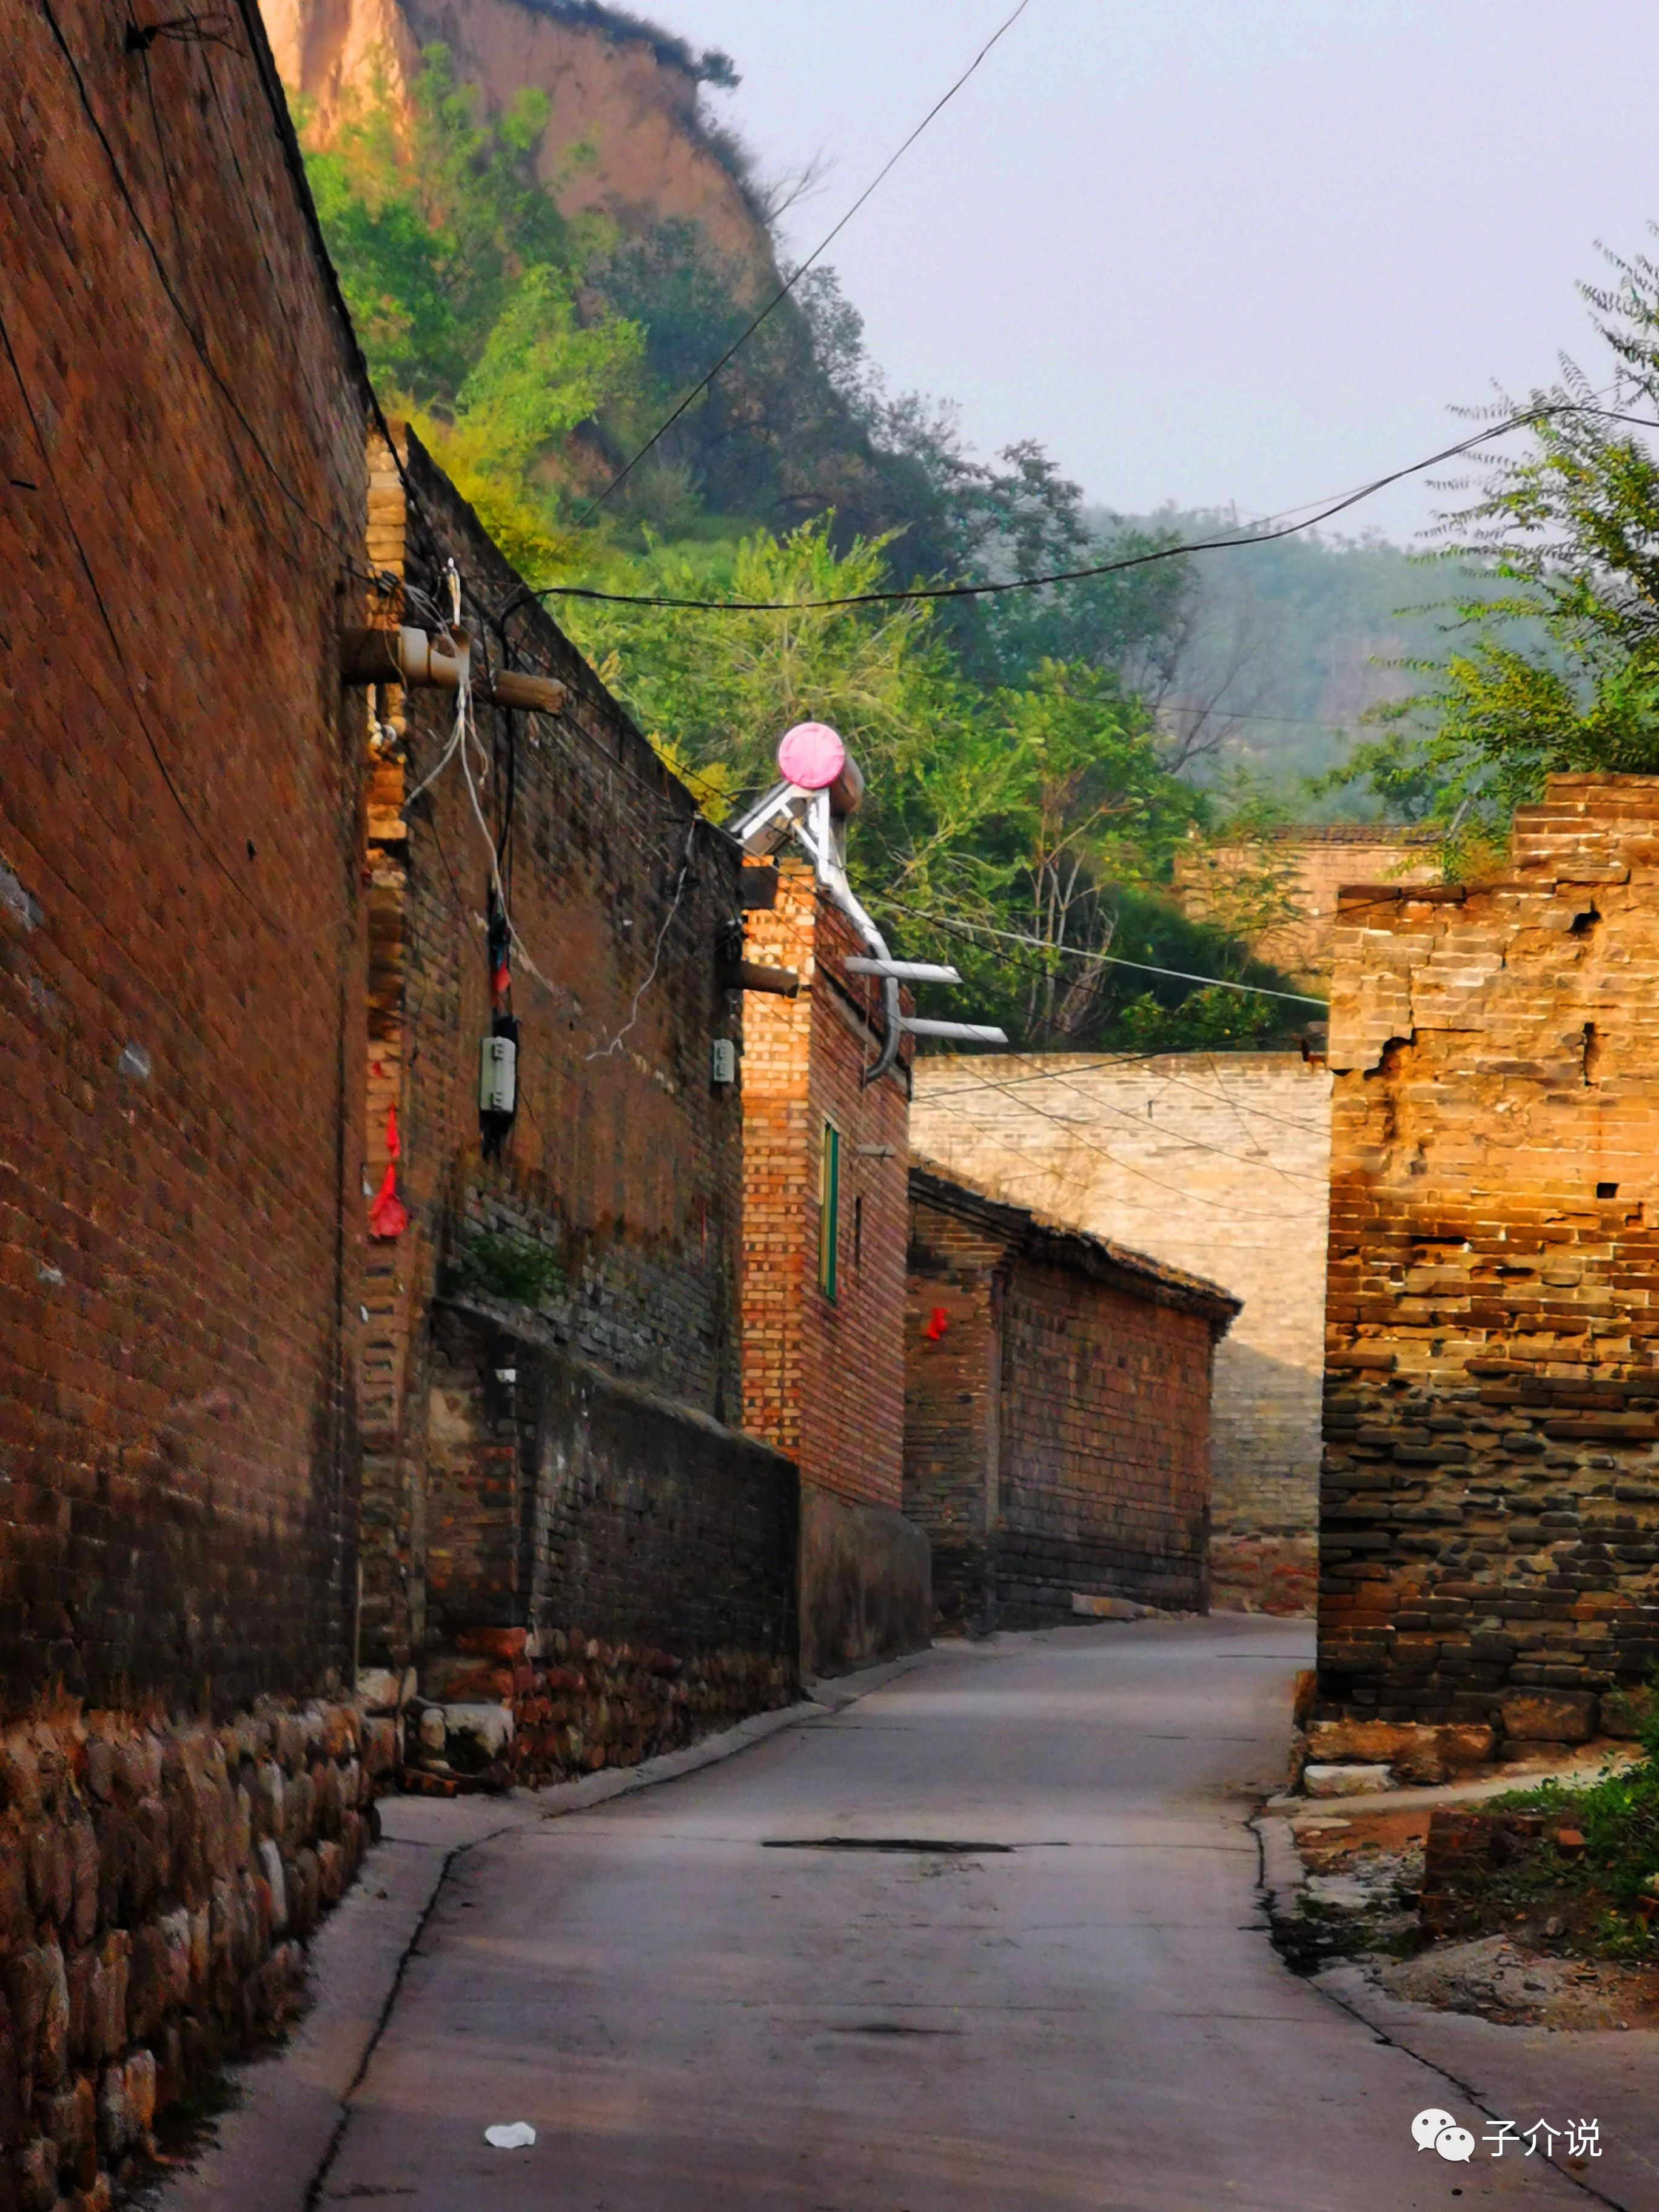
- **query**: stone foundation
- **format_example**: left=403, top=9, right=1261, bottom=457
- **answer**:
left=397, top=1626, right=794, bottom=1790
left=0, top=1696, right=390, bottom=2210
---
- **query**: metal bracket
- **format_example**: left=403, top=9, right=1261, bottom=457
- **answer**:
left=731, top=777, right=1005, bottom=1080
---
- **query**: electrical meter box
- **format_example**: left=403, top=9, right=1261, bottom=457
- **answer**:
left=710, top=1037, right=737, bottom=1087
left=478, top=1032, right=517, bottom=1114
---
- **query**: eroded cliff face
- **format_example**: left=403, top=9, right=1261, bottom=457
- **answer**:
left=261, top=0, right=771, bottom=276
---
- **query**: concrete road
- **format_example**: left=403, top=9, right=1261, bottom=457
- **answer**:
left=305, top=1618, right=1609, bottom=2211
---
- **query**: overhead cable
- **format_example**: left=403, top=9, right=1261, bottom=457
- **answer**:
left=874, top=897, right=1330, bottom=1006
left=916, top=1053, right=1331, bottom=1137
left=523, top=402, right=1659, bottom=617
left=565, top=0, right=1035, bottom=530
left=919, top=1059, right=1327, bottom=1222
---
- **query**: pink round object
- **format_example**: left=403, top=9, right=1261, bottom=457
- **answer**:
left=777, top=721, right=847, bottom=791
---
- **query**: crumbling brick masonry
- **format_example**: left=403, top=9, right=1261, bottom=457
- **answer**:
left=1319, top=774, right=1659, bottom=1757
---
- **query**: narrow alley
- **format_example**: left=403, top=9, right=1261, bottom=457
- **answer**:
left=172, top=1621, right=1641, bottom=2212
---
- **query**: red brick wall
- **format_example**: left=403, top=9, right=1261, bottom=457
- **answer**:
left=0, top=0, right=370, bottom=1709
left=355, top=437, right=751, bottom=1663
left=905, top=1179, right=1221, bottom=1624
left=902, top=1207, right=1002, bottom=1628
left=740, top=862, right=910, bottom=1510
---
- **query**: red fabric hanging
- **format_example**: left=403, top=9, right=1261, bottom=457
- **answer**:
left=367, top=1162, right=409, bottom=1241
left=385, top=1102, right=401, bottom=1159
left=924, top=1307, right=949, bottom=1342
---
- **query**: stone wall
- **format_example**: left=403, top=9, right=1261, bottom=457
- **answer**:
left=357, top=436, right=751, bottom=1669
left=0, top=0, right=371, bottom=1712
left=905, top=1167, right=1237, bottom=1629
left=0, top=1696, right=391, bottom=2209
left=1319, top=774, right=1659, bottom=1754
left=910, top=1054, right=1330, bottom=1612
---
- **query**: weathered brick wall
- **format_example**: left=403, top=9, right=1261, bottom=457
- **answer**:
left=905, top=1171, right=1236, bottom=1628
left=1320, top=774, right=1659, bottom=1746
left=423, top=1299, right=796, bottom=1656
left=902, top=1207, right=1000, bottom=1630
left=740, top=862, right=910, bottom=1509
left=356, top=437, right=749, bottom=1666
left=0, top=0, right=370, bottom=1708
left=1173, top=826, right=1439, bottom=982
left=911, top=1054, right=1329, bottom=1609
left=998, top=1256, right=1220, bottom=1620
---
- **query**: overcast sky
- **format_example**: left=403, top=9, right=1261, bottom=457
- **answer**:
left=656, top=1, right=1659, bottom=542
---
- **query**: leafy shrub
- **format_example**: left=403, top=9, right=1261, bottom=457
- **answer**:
left=455, top=1230, right=565, bottom=1307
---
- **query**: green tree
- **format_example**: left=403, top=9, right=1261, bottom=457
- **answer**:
left=301, top=46, right=642, bottom=565
left=568, top=521, right=1297, bottom=1050
left=1326, top=244, right=1659, bottom=861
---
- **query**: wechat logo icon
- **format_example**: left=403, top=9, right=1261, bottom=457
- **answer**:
left=1412, top=2108, right=1475, bottom=2162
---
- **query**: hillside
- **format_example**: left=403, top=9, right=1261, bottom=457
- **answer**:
left=1108, top=517, right=1493, bottom=797
left=263, top=0, right=1454, bottom=799
left=261, top=0, right=1502, bottom=1053
left=264, top=0, right=771, bottom=279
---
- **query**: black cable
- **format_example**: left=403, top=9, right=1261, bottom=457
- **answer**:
left=974, top=1052, right=1324, bottom=1190
left=876, top=894, right=1329, bottom=1006
left=0, top=300, right=284, bottom=934
left=521, top=402, right=1659, bottom=616
left=36, top=0, right=354, bottom=570
left=136, top=32, right=198, bottom=318
left=917, top=1057, right=1326, bottom=1222
left=563, top=0, right=1034, bottom=533
left=920, top=1053, right=1330, bottom=1138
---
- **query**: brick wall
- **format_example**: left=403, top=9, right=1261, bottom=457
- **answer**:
left=740, top=862, right=910, bottom=1509
left=423, top=1299, right=796, bottom=1655
left=0, top=0, right=371, bottom=1709
left=355, top=436, right=751, bottom=1667
left=1173, top=826, right=1439, bottom=983
left=905, top=1169, right=1236, bottom=1628
left=911, top=1054, right=1329, bottom=1610
left=1319, top=774, right=1659, bottom=1744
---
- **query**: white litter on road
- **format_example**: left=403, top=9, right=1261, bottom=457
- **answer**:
left=484, top=2123, right=537, bottom=2149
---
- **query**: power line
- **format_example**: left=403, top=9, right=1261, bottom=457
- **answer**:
left=0, top=299, right=284, bottom=934
left=999, top=1053, right=1322, bottom=1193
left=914, top=1057, right=1327, bottom=1222
left=994, top=1057, right=1324, bottom=1187
left=876, top=896, right=1329, bottom=1006
left=565, top=0, right=1034, bottom=531
left=909, top=1036, right=1326, bottom=1191
left=523, top=402, right=1659, bottom=617
left=34, top=0, right=383, bottom=586
left=915, top=1052, right=1328, bottom=1134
